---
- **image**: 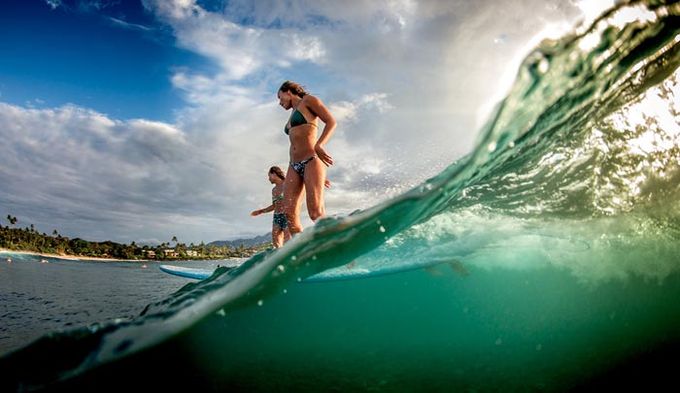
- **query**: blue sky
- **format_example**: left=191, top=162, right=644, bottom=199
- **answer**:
left=0, top=0, right=208, bottom=121
left=0, top=0, right=593, bottom=244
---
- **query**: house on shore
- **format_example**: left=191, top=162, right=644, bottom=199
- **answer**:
left=163, top=249, right=178, bottom=258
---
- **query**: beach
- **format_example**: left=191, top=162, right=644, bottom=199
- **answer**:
left=0, top=248, right=148, bottom=262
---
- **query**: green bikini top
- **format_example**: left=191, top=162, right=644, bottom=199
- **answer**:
left=272, top=193, right=284, bottom=203
left=284, top=109, right=309, bottom=135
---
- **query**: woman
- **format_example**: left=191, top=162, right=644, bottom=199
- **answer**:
left=278, top=80, right=336, bottom=235
left=250, top=166, right=291, bottom=248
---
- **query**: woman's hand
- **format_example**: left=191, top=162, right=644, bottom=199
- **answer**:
left=315, top=143, right=334, bottom=166
left=250, top=210, right=261, bottom=217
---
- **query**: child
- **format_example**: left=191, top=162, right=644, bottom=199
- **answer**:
left=251, top=166, right=291, bottom=248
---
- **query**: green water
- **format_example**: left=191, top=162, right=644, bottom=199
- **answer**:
left=180, top=267, right=680, bottom=391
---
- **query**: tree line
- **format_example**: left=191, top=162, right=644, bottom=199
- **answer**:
left=1, top=215, right=268, bottom=260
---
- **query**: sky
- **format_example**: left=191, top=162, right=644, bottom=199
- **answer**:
left=0, top=0, right=603, bottom=245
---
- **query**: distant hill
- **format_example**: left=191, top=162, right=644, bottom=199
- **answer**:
left=208, top=233, right=270, bottom=248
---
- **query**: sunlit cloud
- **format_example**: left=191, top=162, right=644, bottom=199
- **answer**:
left=3, top=0, right=595, bottom=243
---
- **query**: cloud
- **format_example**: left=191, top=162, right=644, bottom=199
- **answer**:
left=5, top=0, right=591, bottom=243
left=144, top=0, right=584, bottom=173
left=142, top=0, right=327, bottom=80
left=0, top=90, right=399, bottom=243
left=0, top=103, right=229, bottom=243
left=220, top=0, right=417, bottom=30
left=44, top=0, right=122, bottom=12
left=329, top=93, right=393, bottom=124
left=108, top=17, right=153, bottom=31
left=44, top=0, right=62, bottom=10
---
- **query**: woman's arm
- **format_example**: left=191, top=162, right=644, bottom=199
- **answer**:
left=306, top=95, right=336, bottom=166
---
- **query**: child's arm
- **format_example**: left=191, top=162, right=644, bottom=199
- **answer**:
left=251, top=204, right=275, bottom=216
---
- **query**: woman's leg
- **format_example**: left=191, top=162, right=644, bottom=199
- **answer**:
left=303, top=158, right=327, bottom=222
left=283, top=165, right=305, bottom=235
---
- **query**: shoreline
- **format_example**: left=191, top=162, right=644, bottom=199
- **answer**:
left=0, top=248, right=149, bottom=262
left=0, top=248, right=245, bottom=263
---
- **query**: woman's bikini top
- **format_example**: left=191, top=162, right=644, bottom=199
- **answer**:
left=284, top=105, right=317, bottom=135
left=272, top=193, right=284, bottom=203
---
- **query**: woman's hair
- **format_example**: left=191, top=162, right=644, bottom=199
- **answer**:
left=278, top=80, right=308, bottom=97
left=269, top=166, right=286, bottom=180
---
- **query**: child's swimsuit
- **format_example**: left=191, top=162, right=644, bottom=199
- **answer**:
left=273, top=213, right=288, bottom=229
left=272, top=192, right=287, bottom=229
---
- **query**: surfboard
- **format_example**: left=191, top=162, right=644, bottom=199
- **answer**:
left=160, top=257, right=461, bottom=283
left=304, top=258, right=467, bottom=282
left=159, top=265, right=218, bottom=280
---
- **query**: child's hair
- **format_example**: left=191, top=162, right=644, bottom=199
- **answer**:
left=269, top=166, right=286, bottom=180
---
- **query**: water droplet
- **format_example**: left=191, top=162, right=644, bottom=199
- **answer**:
left=487, top=142, right=497, bottom=152
left=297, top=277, right=302, bottom=282
left=379, top=226, right=386, bottom=233
left=312, top=255, right=317, bottom=260
left=283, top=289, right=288, bottom=294
left=216, top=309, right=226, bottom=317
left=508, top=141, right=515, bottom=148
left=257, top=300, right=263, bottom=306
left=277, top=264, right=285, bottom=272
left=291, top=256, right=297, bottom=261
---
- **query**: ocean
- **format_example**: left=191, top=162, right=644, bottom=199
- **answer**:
left=0, top=254, right=238, bottom=356
left=1, top=0, right=679, bottom=391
